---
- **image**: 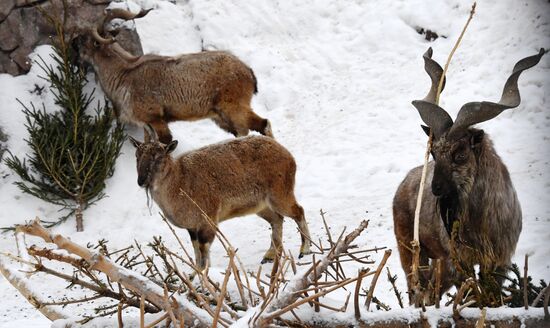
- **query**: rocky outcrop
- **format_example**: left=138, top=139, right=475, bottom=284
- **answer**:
left=0, top=0, right=144, bottom=75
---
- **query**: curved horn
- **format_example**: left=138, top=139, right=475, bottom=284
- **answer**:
left=111, top=43, right=140, bottom=62
left=105, top=7, right=152, bottom=22
left=411, top=48, right=453, bottom=139
left=448, top=48, right=545, bottom=139
left=412, top=100, right=453, bottom=139
left=92, top=27, right=115, bottom=44
left=144, top=124, right=159, bottom=143
left=422, top=47, right=446, bottom=103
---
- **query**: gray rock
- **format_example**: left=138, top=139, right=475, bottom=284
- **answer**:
left=0, top=0, right=144, bottom=76
left=0, top=0, right=16, bottom=22
left=0, top=126, right=7, bottom=163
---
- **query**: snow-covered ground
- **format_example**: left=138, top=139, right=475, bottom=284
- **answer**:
left=0, top=0, right=548, bottom=326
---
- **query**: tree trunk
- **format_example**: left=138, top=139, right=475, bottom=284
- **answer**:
left=75, top=200, right=84, bottom=232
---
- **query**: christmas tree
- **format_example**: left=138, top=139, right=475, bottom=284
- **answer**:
left=5, top=13, right=125, bottom=231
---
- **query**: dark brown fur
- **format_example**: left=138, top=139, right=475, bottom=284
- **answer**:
left=393, top=129, right=522, bottom=302
left=392, top=48, right=544, bottom=304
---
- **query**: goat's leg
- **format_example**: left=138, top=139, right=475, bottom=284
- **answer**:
left=436, top=258, right=456, bottom=297
left=211, top=109, right=239, bottom=137
left=188, top=229, right=202, bottom=268
left=245, top=110, right=273, bottom=138
left=148, top=121, right=173, bottom=144
left=215, top=103, right=273, bottom=138
left=196, top=228, right=216, bottom=269
left=257, top=209, right=284, bottom=263
left=212, top=103, right=249, bottom=137
left=394, top=210, right=415, bottom=304
left=270, top=198, right=311, bottom=258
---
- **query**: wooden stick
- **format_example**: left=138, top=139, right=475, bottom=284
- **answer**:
left=255, top=220, right=369, bottom=326
left=310, top=296, right=349, bottom=312
left=476, top=308, right=486, bottom=328
left=365, top=249, right=392, bottom=310
left=435, top=2, right=477, bottom=104
left=178, top=190, right=255, bottom=305
left=354, top=269, right=369, bottom=320
left=532, top=285, right=549, bottom=307
left=163, top=284, right=178, bottom=327
left=544, top=285, right=550, bottom=320
left=453, top=278, right=475, bottom=320
left=410, top=2, right=477, bottom=309
left=16, top=219, right=211, bottom=327
left=144, top=313, right=168, bottom=328
left=435, top=259, right=442, bottom=309
left=212, top=252, right=233, bottom=328
left=179, top=313, right=185, bottom=328
left=312, top=254, right=320, bottom=312
left=523, top=254, right=529, bottom=310
left=140, top=296, right=145, bottom=328
left=117, top=302, right=124, bottom=328
left=386, top=267, right=404, bottom=309
left=261, top=276, right=361, bottom=324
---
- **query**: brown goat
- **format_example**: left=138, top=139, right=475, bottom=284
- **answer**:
left=78, top=8, right=273, bottom=144
left=129, top=125, right=311, bottom=269
left=393, top=48, right=544, bottom=303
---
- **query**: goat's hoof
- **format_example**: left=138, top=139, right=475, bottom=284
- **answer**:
left=264, top=121, right=274, bottom=138
left=261, top=257, right=274, bottom=264
left=299, top=247, right=312, bottom=259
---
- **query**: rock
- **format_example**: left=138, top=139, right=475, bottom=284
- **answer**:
left=0, top=0, right=144, bottom=76
left=0, top=126, right=7, bottom=163
left=0, top=0, right=16, bottom=22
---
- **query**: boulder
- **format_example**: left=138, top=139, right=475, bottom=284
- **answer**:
left=0, top=0, right=144, bottom=76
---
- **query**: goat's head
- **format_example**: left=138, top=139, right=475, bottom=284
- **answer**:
left=129, top=125, right=178, bottom=188
left=75, top=7, right=152, bottom=65
left=412, top=48, right=544, bottom=232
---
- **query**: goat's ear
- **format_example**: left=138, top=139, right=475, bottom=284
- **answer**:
left=421, top=125, right=431, bottom=137
left=470, top=129, right=484, bottom=148
left=129, top=136, right=141, bottom=148
left=165, top=140, right=178, bottom=154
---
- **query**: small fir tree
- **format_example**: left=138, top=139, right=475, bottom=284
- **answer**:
left=5, top=15, right=125, bottom=231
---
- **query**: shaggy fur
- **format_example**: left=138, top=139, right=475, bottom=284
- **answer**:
left=79, top=37, right=272, bottom=144
left=393, top=129, right=522, bottom=301
left=392, top=48, right=543, bottom=304
left=130, top=133, right=312, bottom=269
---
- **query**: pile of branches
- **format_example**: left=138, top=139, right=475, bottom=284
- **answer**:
left=0, top=212, right=393, bottom=327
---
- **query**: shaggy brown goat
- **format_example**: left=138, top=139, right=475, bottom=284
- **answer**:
left=393, top=48, right=544, bottom=303
left=78, top=8, right=273, bottom=144
left=129, top=125, right=311, bottom=269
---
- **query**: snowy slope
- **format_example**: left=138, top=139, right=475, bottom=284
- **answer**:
left=0, top=0, right=549, bottom=326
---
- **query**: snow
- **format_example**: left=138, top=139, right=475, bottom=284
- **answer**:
left=0, top=0, right=549, bottom=326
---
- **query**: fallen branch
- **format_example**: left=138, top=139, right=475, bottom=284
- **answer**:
left=0, top=254, right=66, bottom=321
left=253, top=220, right=370, bottom=326
left=16, top=218, right=212, bottom=327
left=365, top=249, right=392, bottom=310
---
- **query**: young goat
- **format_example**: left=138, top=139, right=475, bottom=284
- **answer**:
left=78, top=8, right=273, bottom=144
left=129, top=125, right=311, bottom=269
left=393, top=48, right=544, bottom=303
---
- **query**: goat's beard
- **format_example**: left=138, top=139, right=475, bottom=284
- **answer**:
left=145, top=185, right=153, bottom=215
left=436, top=189, right=460, bottom=237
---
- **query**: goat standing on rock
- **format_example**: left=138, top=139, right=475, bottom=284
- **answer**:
left=78, top=8, right=273, bottom=144
left=393, top=48, right=544, bottom=302
left=129, top=125, right=312, bottom=269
